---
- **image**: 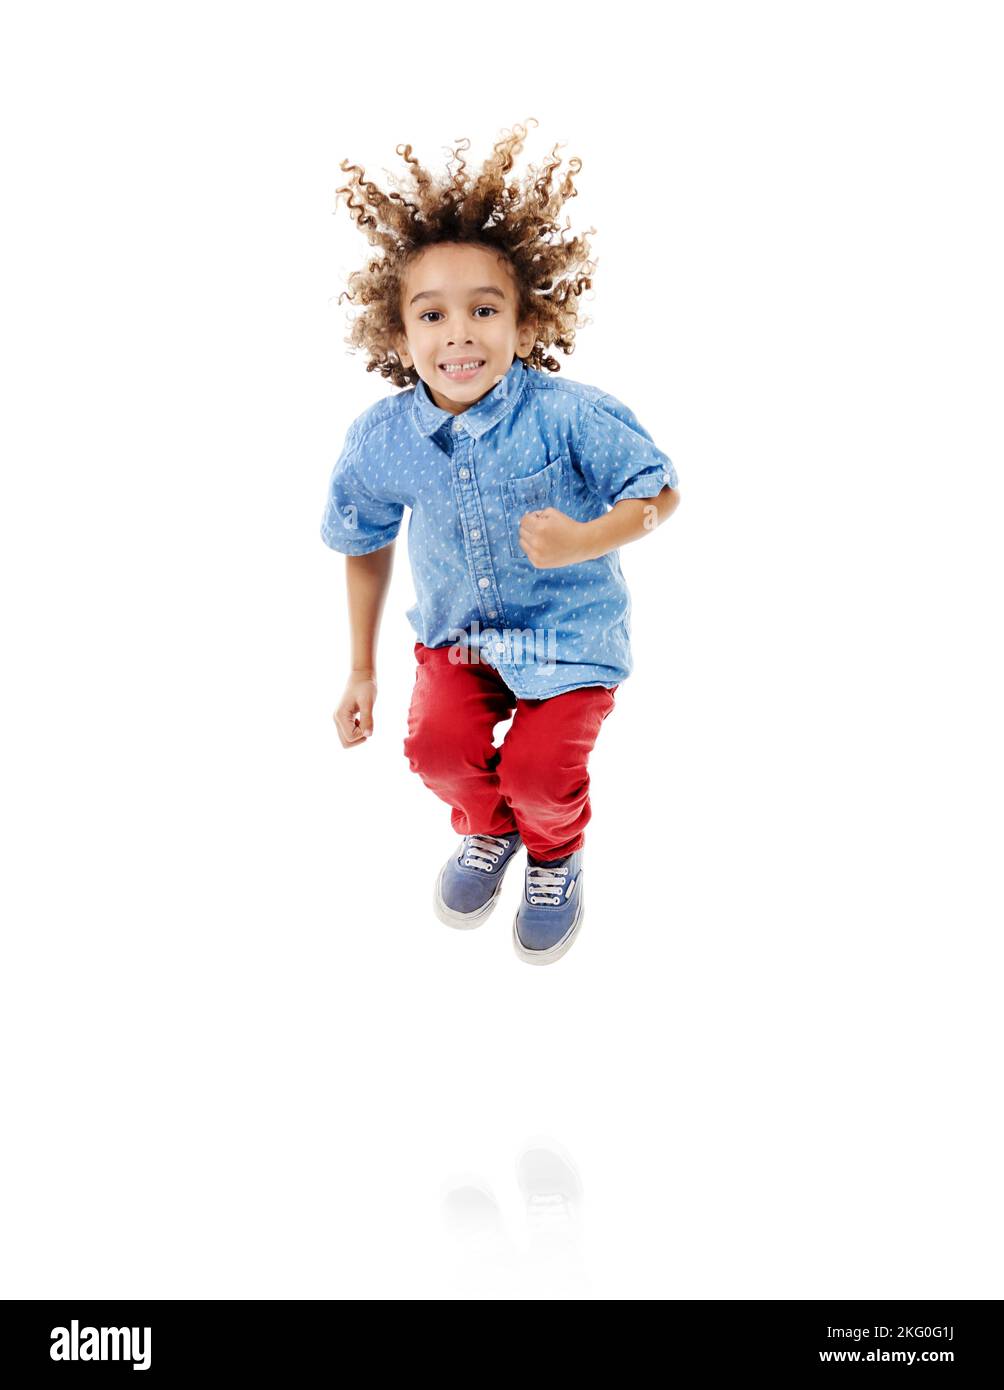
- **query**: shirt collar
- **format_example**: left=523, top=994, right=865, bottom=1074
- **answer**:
left=412, top=356, right=528, bottom=440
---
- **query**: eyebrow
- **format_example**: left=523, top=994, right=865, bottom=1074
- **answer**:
left=408, top=285, right=507, bottom=307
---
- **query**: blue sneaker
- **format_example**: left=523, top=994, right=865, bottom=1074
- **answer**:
left=434, top=831, right=523, bottom=929
left=513, top=849, right=584, bottom=965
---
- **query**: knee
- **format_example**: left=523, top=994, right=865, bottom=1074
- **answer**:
left=498, top=744, right=580, bottom=804
left=404, top=710, right=485, bottom=778
left=403, top=715, right=446, bottom=775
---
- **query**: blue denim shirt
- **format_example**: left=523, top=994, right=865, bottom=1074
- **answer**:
left=321, top=356, right=678, bottom=700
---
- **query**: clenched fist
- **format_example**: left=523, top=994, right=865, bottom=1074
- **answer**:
left=333, top=671, right=378, bottom=748
left=517, top=507, right=590, bottom=568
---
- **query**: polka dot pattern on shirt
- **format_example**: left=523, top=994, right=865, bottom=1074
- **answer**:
left=320, top=357, right=678, bottom=701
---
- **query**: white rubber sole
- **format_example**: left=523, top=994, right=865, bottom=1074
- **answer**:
left=433, top=861, right=506, bottom=930
left=512, top=892, right=584, bottom=965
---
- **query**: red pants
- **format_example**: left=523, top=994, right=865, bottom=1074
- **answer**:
left=403, top=641, right=618, bottom=863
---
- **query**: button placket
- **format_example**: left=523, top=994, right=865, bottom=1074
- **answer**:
left=453, top=435, right=504, bottom=627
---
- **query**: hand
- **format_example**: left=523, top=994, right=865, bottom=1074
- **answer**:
left=333, top=670, right=378, bottom=748
left=518, top=506, right=589, bottom=568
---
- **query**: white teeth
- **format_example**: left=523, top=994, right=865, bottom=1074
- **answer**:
left=441, top=361, right=484, bottom=373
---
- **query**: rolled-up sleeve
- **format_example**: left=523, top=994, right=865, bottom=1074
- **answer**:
left=320, top=446, right=404, bottom=556
left=578, top=393, right=679, bottom=508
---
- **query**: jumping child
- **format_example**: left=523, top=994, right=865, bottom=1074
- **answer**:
left=322, top=118, right=680, bottom=964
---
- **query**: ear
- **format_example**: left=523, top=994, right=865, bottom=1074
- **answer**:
left=515, top=316, right=538, bottom=360
left=393, top=334, right=414, bottom=370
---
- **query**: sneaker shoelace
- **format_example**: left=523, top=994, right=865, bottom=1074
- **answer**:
left=527, top=862, right=570, bottom=906
left=462, top=834, right=511, bottom=872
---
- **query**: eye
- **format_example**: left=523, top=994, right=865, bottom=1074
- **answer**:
left=418, top=306, right=499, bottom=323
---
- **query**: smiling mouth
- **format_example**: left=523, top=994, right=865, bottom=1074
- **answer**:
left=439, top=359, right=486, bottom=378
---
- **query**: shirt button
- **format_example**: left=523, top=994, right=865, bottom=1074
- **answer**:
left=487, top=610, right=497, bottom=619
left=453, top=419, right=464, bottom=433
left=478, top=577, right=490, bottom=589
left=470, top=529, right=480, bottom=540
left=458, top=467, right=470, bottom=480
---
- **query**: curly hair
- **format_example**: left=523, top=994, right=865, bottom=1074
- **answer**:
left=334, top=117, right=597, bottom=390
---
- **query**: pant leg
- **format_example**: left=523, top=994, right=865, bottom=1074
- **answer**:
left=403, top=641, right=519, bottom=838
left=495, top=684, right=618, bottom=862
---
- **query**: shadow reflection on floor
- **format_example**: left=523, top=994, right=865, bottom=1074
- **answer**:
left=441, top=1136, right=592, bottom=1297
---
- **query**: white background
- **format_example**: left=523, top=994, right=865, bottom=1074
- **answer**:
left=1, top=1, right=1001, bottom=1299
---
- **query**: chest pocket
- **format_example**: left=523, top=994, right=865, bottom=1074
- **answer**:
left=501, top=456, right=566, bottom=562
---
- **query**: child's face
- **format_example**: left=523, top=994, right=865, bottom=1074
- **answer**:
left=395, top=243, right=537, bottom=414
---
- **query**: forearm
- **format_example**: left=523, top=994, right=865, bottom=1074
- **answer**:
left=345, top=543, right=395, bottom=673
left=577, top=486, right=680, bottom=561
